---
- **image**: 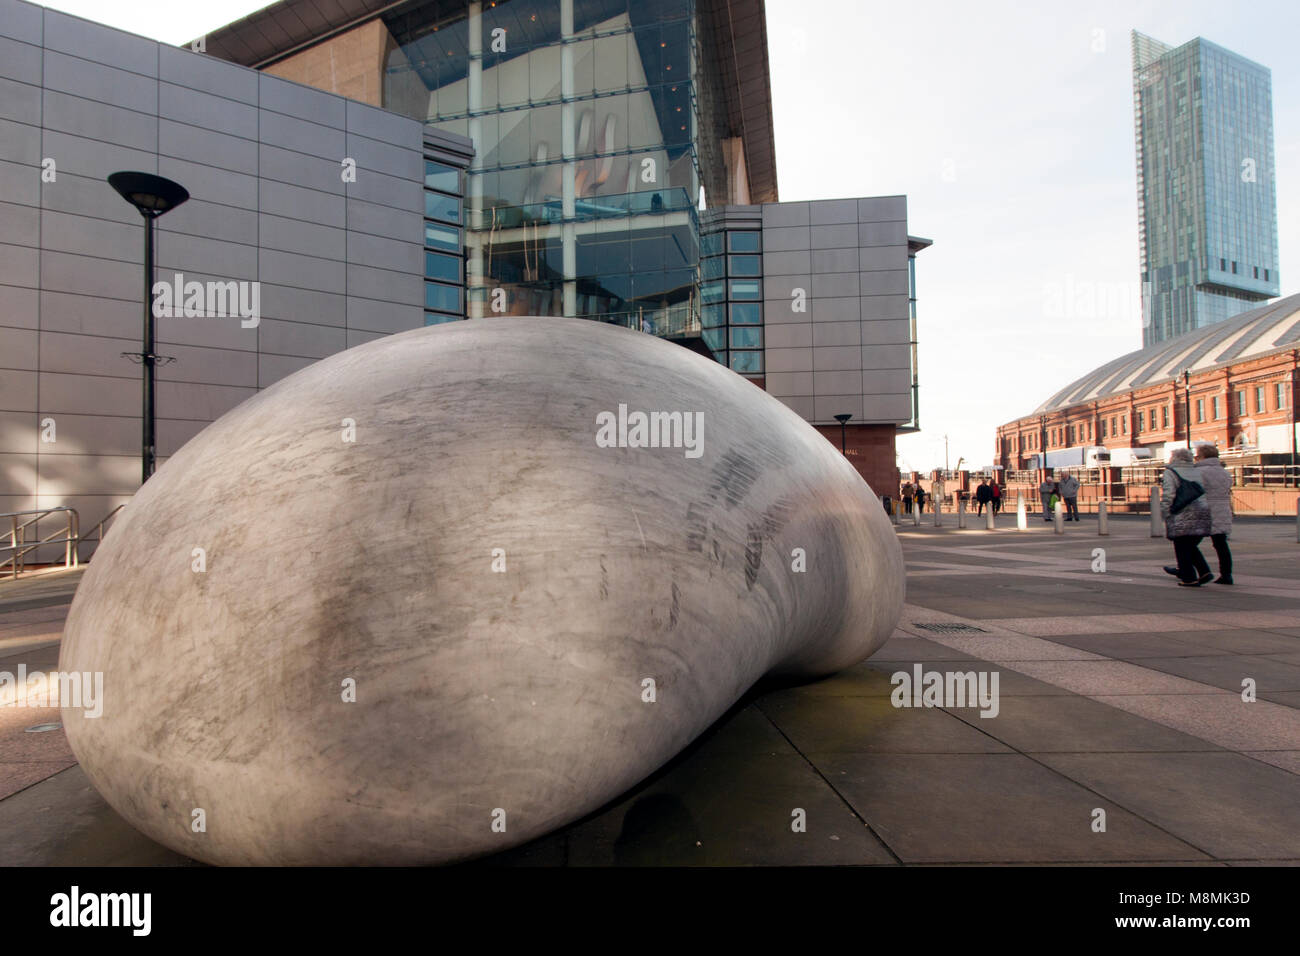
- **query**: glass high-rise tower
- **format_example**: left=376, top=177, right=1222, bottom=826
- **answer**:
left=1132, top=31, right=1279, bottom=346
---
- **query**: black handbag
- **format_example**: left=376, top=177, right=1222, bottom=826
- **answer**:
left=1168, top=468, right=1205, bottom=515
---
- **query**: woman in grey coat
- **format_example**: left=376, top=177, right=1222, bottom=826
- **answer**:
left=1161, top=447, right=1212, bottom=586
left=1195, top=444, right=1234, bottom=584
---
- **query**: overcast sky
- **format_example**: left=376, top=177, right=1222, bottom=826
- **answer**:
left=35, top=0, right=1300, bottom=473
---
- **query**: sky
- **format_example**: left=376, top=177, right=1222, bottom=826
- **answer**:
left=32, top=0, right=1300, bottom=473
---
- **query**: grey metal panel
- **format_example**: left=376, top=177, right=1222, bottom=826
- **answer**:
left=862, top=394, right=911, bottom=422
left=0, top=200, right=38, bottom=246
left=0, top=368, right=36, bottom=410
left=810, top=272, right=859, bottom=298
left=860, top=322, right=910, bottom=347
left=861, top=294, right=908, bottom=321
left=346, top=231, right=422, bottom=274
left=813, top=394, right=863, bottom=422
left=862, top=369, right=912, bottom=394
left=812, top=345, right=860, bottom=371
left=861, top=344, right=911, bottom=369
left=0, top=35, right=40, bottom=84
left=259, top=282, right=346, bottom=328
left=763, top=348, right=812, bottom=373
left=763, top=323, right=811, bottom=349
left=759, top=297, right=811, bottom=325
left=774, top=395, right=814, bottom=418
left=346, top=328, right=387, bottom=349
left=158, top=156, right=258, bottom=209
left=809, top=224, right=857, bottom=249
left=0, top=284, right=38, bottom=329
left=156, top=311, right=259, bottom=352
left=259, top=73, right=345, bottom=129
left=41, top=289, right=136, bottom=339
left=40, top=209, right=137, bottom=262
left=261, top=248, right=346, bottom=295
left=764, top=371, right=813, bottom=394
left=37, top=451, right=138, bottom=494
left=158, top=44, right=259, bottom=105
left=155, top=380, right=256, bottom=422
left=0, top=410, right=37, bottom=451
left=259, top=213, right=346, bottom=261
left=812, top=321, right=860, bottom=348
left=0, top=325, right=37, bottom=368
left=159, top=197, right=258, bottom=246
left=259, top=110, right=346, bottom=161
left=157, top=416, right=208, bottom=457
left=859, top=270, right=908, bottom=295
left=156, top=231, right=259, bottom=281
left=806, top=297, right=859, bottom=323
left=38, top=131, right=157, bottom=186
left=42, top=7, right=158, bottom=77
left=346, top=198, right=422, bottom=244
left=346, top=265, right=421, bottom=307
left=259, top=179, right=344, bottom=228
left=160, top=118, right=260, bottom=175
left=345, top=132, right=422, bottom=182
left=159, top=81, right=258, bottom=141
left=858, top=221, right=908, bottom=247
left=37, top=371, right=136, bottom=417
left=347, top=99, right=421, bottom=148
left=813, top=369, right=862, bottom=395
left=761, top=250, right=810, bottom=276
left=761, top=202, right=809, bottom=228
left=0, top=75, right=40, bottom=125
left=0, top=118, right=39, bottom=165
left=810, top=248, right=857, bottom=274
left=257, top=318, right=346, bottom=359
left=43, top=49, right=157, bottom=113
left=155, top=342, right=258, bottom=388
left=0, top=159, right=38, bottom=207
left=258, top=352, right=317, bottom=388
left=759, top=274, right=807, bottom=301
left=345, top=296, right=423, bottom=334
left=0, top=241, right=38, bottom=286
left=42, top=88, right=157, bottom=151
left=0, top=452, right=36, bottom=494
left=28, top=412, right=138, bottom=457
left=345, top=166, right=422, bottom=212
left=859, top=245, right=907, bottom=271
left=757, top=225, right=809, bottom=253
left=808, top=199, right=858, bottom=225
left=259, top=143, right=344, bottom=194
left=38, top=330, right=135, bottom=377
left=0, top=0, right=42, bottom=44
left=857, top=197, right=906, bottom=221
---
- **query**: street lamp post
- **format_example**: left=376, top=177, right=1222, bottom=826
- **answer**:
left=108, top=172, right=189, bottom=485
left=1183, top=368, right=1192, bottom=450
left=833, top=413, right=852, bottom=455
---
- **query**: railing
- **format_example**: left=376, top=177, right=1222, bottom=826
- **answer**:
left=2, top=507, right=80, bottom=579
left=596, top=298, right=701, bottom=338
left=76, top=505, right=125, bottom=563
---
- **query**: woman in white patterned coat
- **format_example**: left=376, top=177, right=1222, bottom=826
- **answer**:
left=1161, top=447, right=1212, bottom=586
left=1195, top=443, right=1234, bottom=584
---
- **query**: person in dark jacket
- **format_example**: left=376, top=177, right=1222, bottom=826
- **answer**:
left=1161, top=447, right=1212, bottom=586
left=915, top=486, right=927, bottom=513
left=974, top=480, right=992, bottom=515
left=1194, top=444, right=1234, bottom=584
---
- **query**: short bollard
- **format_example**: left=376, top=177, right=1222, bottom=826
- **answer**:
left=933, top=499, right=942, bottom=527
left=957, top=499, right=967, bottom=529
left=1098, top=500, right=1109, bottom=536
left=913, top=504, right=922, bottom=527
left=1053, top=500, right=1065, bottom=534
left=1016, top=495, right=1027, bottom=531
left=1150, top=486, right=1163, bottom=537
left=985, top=505, right=995, bottom=531
left=891, top=504, right=899, bottom=526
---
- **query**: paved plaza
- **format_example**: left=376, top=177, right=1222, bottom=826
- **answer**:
left=1, top=512, right=1298, bottom=866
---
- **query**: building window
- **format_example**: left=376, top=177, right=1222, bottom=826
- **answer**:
left=1277, top=382, right=1287, bottom=409
left=1121, top=415, right=1127, bottom=435
left=1196, top=398, right=1205, bottom=422
left=729, top=326, right=763, bottom=349
left=1255, top=385, right=1266, bottom=412
left=1162, top=405, right=1169, bottom=428
left=1236, top=390, right=1246, bottom=415
left=727, top=231, right=761, bottom=253
left=728, top=255, right=761, bottom=277
left=423, top=156, right=463, bottom=325
left=1211, top=396, right=1220, bottom=420
left=728, top=279, right=761, bottom=300
left=1100, top=420, right=1107, bottom=438
left=1110, top=416, right=1117, bottom=435
left=729, top=303, right=761, bottom=325
left=1136, top=410, right=1143, bottom=433
left=730, top=351, right=763, bottom=374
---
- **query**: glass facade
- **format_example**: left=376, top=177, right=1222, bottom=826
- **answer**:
left=423, top=157, right=465, bottom=324
left=699, top=218, right=762, bottom=377
left=383, top=0, right=725, bottom=332
left=1132, top=31, right=1279, bottom=346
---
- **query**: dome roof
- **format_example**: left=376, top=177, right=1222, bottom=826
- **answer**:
left=1034, top=293, right=1300, bottom=414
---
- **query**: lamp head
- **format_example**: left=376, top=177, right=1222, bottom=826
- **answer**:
left=834, top=413, right=852, bottom=425
left=108, top=171, right=189, bottom=217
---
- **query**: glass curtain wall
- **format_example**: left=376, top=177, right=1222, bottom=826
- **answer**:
left=384, top=0, right=703, bottom=328
left=699, top=223, right=763, bottom=377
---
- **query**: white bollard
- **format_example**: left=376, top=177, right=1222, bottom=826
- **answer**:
left=1150, top=486, right=1163, bottom=538
left=933, top=498, right=942, bottom=527
left=913, top=503, right=922, bottom=527
left=1098, top=500, right=1109, bottom=536
left=1054, top=500, right=1065, bottom=534
left=1016, top=495, right=1027, bottom=531
left=985, top=505, right=995, bottom=531
left=957, top=498, right=967, bottom=529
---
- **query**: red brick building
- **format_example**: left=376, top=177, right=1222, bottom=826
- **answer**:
left=997, top=294, right=1300, bottom=467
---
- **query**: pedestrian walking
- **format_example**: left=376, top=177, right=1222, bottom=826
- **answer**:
left=990, top=479, right=1002, bottom=515
left=1160, top=447, right=1212, bottom=586
left=915, top=486, right=927, bottom=514
left=1194, top=443, right=1234, bottom=584
left=1038, top=474, right=1055, bottom=522
left=901, top=481, right=914, bottom=515
left=974, top=479, right=992, bottom=515
left=1058, top=471, right=1081, bottom=521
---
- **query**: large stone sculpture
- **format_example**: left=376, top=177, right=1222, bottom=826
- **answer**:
left=59, top=317, right=903, bottom=865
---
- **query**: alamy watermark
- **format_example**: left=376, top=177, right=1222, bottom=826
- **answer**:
left=152, top=273, right=260, bottom=328
left=891, top=664, right=1000, bottom=718
left=0, top=666, right=103, bottom=717
left=595, top=403, right=704, bottom=459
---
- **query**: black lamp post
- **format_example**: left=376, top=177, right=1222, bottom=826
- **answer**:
left=108, top=172, right=189, bottom=484
left=1183, top=368, right=1192, bottom=450
left=834, top=413, right=852, bottom=454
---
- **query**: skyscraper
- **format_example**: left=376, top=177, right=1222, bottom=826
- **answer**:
left=1132, top=31, right=1279, bottom=346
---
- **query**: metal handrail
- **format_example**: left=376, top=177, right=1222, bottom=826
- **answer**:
left=77, top=505, right=125, bottom=563
left=1, top=507, right=80, bottom=579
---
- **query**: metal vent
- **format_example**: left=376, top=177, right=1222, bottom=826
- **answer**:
left=912, top=623, right=988, bottom=634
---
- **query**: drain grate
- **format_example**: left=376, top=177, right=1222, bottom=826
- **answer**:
left=913, top=623, right=988, bottom=634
